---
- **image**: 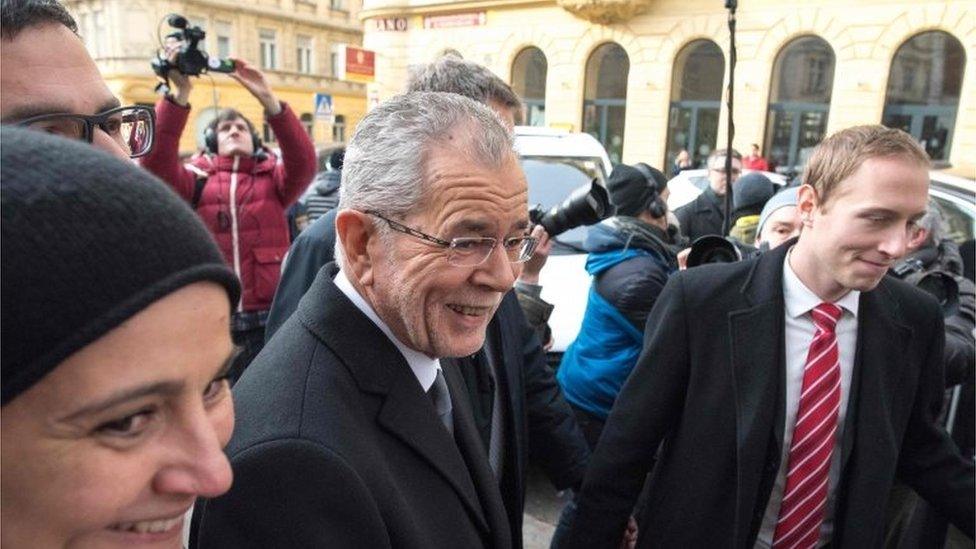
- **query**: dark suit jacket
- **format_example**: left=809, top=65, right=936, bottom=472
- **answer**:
left=564, top=240, right=975, bottom=548
left=194, top=265, right=512, bottom=548
left=674, top=186, right=726, bottom=241
left=263, top=213, right=590, bottom=548
left=485, top=292, right=590, bottom=546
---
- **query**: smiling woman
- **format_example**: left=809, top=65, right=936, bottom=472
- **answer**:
left=0, top=127, right=241, bottom=548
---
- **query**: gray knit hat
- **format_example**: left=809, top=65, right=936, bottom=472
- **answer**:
left=756, top=186, right=801, bottom=237
left=1, top=126, right=240, bottom=405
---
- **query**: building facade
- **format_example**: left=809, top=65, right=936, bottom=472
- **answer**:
left=361, top=0, right=975, bottom=174
left=66, top=0, right=368, bottom=155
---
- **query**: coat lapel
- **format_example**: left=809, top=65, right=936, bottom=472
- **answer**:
left=298, top=264, right=490, bottom=534
left=444, top=361, right=513, bottom=549
left=729, top=242, right=790, bottom=546
left=840, top=281, right=913, bottom=470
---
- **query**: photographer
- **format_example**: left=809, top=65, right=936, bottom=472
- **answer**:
left=897, top=200, right=975, bottom=386
left=556, top=163, right=679, bottom=448
left=884, top=200, right=976, bottom=548
left=140, top=56, right=316, bottom=382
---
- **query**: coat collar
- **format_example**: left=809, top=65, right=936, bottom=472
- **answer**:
left=296, top=264, right=494, bottom=535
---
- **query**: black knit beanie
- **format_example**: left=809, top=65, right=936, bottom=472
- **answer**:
left=732, top=172, right=776, bottom=217
left=607, top=163, right=668, bottom=217
left=1, top=126, right=241, bottom=406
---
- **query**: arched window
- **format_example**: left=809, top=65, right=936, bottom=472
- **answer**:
left=665, top=40, right=724, bottom=172
left=764, top=36, right=835, bottom=172
left=332, top=114, right=347, bottom=143
left=511, top=47, right=548, bottom=126
left=582, top=42, right=629, bottom=164
left=882, top=31, right=965, bottom=162
left=300, top=113, right=314, bottom=137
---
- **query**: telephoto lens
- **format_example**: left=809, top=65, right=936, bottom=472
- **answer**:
left=534, top=179, right=612, bottom=238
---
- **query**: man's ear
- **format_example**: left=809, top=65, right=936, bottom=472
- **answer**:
left=335, top=209, right=376, bottom=287
left=796, top=184, right=819, bottom=228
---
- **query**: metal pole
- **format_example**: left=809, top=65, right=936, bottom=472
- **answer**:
left=722, top=0, right=737, bottom=236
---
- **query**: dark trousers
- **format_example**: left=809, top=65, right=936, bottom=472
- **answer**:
left=228, top=310, right=268, bottom=385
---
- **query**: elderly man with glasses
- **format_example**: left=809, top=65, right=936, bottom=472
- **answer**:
left=1, top=0, right=154, bottom=160
left=193, top=91, right=533, bottom=548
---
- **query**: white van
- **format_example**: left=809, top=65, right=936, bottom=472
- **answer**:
left=514, top=126, right=612, bottom=363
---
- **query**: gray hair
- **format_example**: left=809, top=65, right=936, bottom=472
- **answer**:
left=407, top=54, right=523, bottom=125
left=335, top=91, right=516, bottom=266
left=917, top=199, right=948, bottom=245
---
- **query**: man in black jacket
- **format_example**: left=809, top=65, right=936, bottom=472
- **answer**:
left=195, top=92, right=588, bottom=548
left=674, top=147, right=742, bottom=241
left=263, top=56, right=589, bottom=548
left=562, top=125, right=974, bottom=548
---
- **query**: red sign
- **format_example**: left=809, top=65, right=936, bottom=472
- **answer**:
left=423, top=12, right=486, bottom=29
left=343, top=45, right=375, bottom=83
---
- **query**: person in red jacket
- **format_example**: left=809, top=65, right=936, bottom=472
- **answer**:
left=141, top=58, right=316, bottom=382
left=743, top=142, right=770, bottom=171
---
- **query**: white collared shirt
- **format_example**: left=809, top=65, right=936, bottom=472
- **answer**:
left=334, top=268, right=441, bottom=392
left=755, top=248, right=860, bottom=548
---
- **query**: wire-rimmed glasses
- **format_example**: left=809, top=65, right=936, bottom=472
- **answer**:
left=366, top=210, right=538, bottom=267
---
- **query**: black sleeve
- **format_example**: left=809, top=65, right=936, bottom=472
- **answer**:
left=513, top=294, right=591, bottom=490
left=193, top=439, right=391, bottom=548
left=594, top=257, right=670, bottom=330
left=265, top=209, right=337, bottom=341
left=561, top=274, right=692, bottom=549
left=942, top=276, right=975, bottom=387
left=898, top=299, right=976, bottom=537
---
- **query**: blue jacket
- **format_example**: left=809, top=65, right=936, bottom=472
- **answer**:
left=557, top=220, right=676, bottom=419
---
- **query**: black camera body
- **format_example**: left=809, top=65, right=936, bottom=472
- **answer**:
left=891, top=255, right=960, bottom=317
left=151, top=15, right=234, bottom=79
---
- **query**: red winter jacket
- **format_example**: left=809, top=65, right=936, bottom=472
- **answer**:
left=141, top=97, right=316, bottom=313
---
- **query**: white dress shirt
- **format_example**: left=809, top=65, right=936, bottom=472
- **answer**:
left=755, top=248, right=860, bottom=548
left=335, top=268, right=441, bottom=392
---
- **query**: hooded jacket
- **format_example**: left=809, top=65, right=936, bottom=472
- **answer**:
left=301, top=169, right=341, bottom=223
left=557, top=218, right=678, bottom=419
left=141, top=98, right=316, bottom=313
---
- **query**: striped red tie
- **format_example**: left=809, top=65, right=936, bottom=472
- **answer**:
left=772, top=302, right=843, bottom=549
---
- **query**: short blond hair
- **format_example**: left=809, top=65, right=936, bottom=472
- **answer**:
left=803, top=125, right=930, bottom=207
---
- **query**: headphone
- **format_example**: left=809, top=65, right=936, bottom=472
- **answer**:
left=204, top=116, right=262, bottom=156
left=633, top=162, right=668, bottom=219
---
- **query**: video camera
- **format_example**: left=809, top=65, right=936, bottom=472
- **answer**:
left=151, top=14, right=235, bottom=80
left=529, top=179, right=612, bottom=238
left=891, top=256, right=960, bottom=317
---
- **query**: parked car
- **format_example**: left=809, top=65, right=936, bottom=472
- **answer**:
left=515, top=126, right=610, bottom=361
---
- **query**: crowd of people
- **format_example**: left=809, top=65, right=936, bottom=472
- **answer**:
left=1, top=0, right=973, bottom=548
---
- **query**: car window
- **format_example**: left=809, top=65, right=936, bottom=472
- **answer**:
left=931, top=192, right=975, bottom=244
left=520, top=156, right=606, bottom=252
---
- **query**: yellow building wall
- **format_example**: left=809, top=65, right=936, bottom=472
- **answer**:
left=362, top=0, right=976, bottom=174
left=68, top=0, right=368, bottom=156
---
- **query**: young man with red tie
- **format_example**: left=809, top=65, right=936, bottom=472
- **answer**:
left=561, top=125, right=974, bottom=548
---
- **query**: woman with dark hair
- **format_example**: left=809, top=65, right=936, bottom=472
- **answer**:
left=1, top=127, right=241, bottom=547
